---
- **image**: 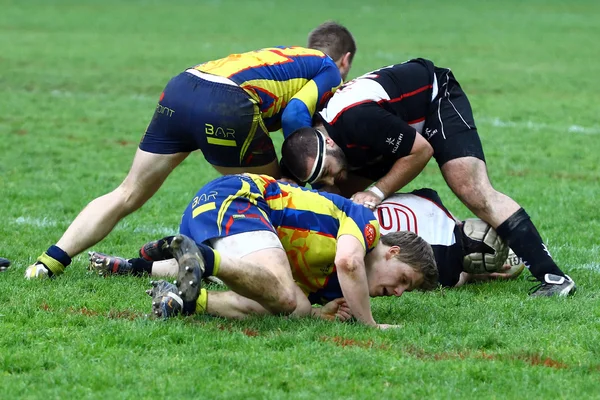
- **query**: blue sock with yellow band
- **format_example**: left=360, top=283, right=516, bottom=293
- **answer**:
left=37, top=245, right=72, bottom=276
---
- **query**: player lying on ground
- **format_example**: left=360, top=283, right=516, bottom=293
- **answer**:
left=280, top=59, right=575, bottom=297
left=26, top=22, right=357, bottom=280
left=90, top=187, right=523, bottom=289
left=93, top=173, right=439, bottom=328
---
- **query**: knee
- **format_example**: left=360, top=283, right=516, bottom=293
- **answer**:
left=113, top=182, right=146, bottom=213
left=273, top=288, right=297, bottom=316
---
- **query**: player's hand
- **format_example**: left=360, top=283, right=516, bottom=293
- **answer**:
left=377, top=323, right=402, bottom=330
left=25, top=263, right=50, bottom=279
left=318, top=298, right=353, bottom=322
left=351, top=191, right=382, bottom=210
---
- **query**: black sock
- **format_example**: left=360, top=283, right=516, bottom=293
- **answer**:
left=129, top=257, right=153, bottom=276
left=495, top=208, right=564, bottom=281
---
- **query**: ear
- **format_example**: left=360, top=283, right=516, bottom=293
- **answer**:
left=386, top=246, right=401, bottom=260
left=325, top=136, right=336, bottom=148
left=341, top=51, right=352, bottom=69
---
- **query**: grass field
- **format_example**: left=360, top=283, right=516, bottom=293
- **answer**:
left=1, top=0, right=599, bottom=398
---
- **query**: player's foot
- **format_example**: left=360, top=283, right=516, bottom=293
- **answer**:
left=88, top=252, right=133, bottom=276
left=529, top=274, right=576, bottom=297
left=0, top=257, right=10, bottom=272
left=139, top=236, right=174, bottom=262
left=24, top=263, right=51, bottom=279
left=169, top=234, right=205, bottom=314
left=146, top=280, right=183, bottom=318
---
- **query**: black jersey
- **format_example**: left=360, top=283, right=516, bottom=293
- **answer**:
left=319, top=59, right=437, bottom=170
left=319, top=58, right=482, bottom=176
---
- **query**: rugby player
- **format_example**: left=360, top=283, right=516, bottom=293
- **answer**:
left=26, top=22, right=357, bottom=280
left=91, top=173, right=438, bottom=327
left=280, top=59, right=575, bottom=297
left=91, top=187, right=517, bottom=289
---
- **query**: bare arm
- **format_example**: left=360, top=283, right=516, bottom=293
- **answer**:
left=352, top=133, right=433, bottom=207
left=334, top=234, right=376, bottom=326
left=372, top=132, right=433, bottom=197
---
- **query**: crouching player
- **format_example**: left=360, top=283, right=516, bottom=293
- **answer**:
left=92, top=174, right=438, bottom=327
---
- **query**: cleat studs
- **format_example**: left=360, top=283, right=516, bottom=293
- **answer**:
left=152, top=301, right=157, bottom=306
left=185, top=266, right=191, bottom=272
left=178, top=291, right=183, bottom=296
left=173, top=280, right=178, bottom=285
left=189, top=280, right=194, bottom=286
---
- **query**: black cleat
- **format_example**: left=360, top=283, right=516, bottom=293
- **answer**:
left=0, top=257, right=10, bottom=272
left=139, top=236, right=174, bottom=262
left=169, top=234, right=205, bottom=315
left=529, top=274, right=576, bottom=297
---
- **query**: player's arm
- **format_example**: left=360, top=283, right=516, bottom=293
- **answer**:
left=349, top=104, right=433, bottom=206
left=281, top=61, right=342, bottom=137
left=334, top=234, right=376, bottom=326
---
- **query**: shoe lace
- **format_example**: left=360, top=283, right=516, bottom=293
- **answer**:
left=527, top=275, right=545, bottom=295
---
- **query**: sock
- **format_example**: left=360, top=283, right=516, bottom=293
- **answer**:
left=495, top=208, right=564, bottom=281
left=38, top=245, right=72, bottom=276
left=197, top=243, right=221, bottom=277
left=129, top=257, right=153, bottom=276
left=195, top=288, right=208, bottom=314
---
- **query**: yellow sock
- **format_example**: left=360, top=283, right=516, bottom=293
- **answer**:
left=212, top=250, right=221, bottom=276
left=196, top=288, right=208, bottom=314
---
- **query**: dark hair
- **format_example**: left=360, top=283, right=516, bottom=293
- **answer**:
left=380, top=231, right=439, bottom=291
left=308, top=21, right=356, bottom=63
left=281, top=127, right=320, bottom=182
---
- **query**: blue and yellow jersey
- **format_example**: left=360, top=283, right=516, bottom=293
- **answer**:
left=249, top=175, right=380, bottom=301
left=194, top=47, right=342, bottom=137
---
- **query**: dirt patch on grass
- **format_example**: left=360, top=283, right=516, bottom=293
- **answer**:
left=320, top=336, right=389, bottom=350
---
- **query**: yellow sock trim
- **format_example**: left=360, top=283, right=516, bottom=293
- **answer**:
left=196, top=288, right=208, bottom=314
left=37, top=253, right=65, bottom=276
left=212, top=250, right=221, bottom=276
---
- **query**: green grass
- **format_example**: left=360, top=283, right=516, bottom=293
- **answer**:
left=1, top=0, right=599, bottom=398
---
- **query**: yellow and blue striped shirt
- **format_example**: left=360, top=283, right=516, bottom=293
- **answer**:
left=195, top=47, right=342, bottom=137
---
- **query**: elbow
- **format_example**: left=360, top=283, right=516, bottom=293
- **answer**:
left=337, top=255, right=363, bottom=275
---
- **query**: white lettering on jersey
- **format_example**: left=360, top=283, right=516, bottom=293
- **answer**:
left=375, top=193, right=457, bottom=246
left=319, top=78, right=390, bottom=124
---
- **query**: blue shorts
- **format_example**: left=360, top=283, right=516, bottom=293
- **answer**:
left=139, top=71, right=277, bottom=167
left=179, top=175, right=276, bottom=244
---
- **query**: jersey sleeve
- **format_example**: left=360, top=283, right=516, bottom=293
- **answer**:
left=281, top=58, right=343, bottom=138
left=338, top=206, right=381, bottom=253
left=342, top=103, right=417, bottom=159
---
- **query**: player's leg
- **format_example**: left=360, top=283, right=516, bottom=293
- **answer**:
left=430, top=68, right=574, bottom=296
left=26, top=72, right=208, bottom=278
left=201, top=282, right=311, bottom=319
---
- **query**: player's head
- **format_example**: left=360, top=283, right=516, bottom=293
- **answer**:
left=281, top=126, right=348, bottom=187
left=308, top=21, right=356, bottom=81
left=366, top=231, right=439, bottom=297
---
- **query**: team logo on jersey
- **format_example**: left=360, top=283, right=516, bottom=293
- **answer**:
left=364, top=224, right=377, bottom=248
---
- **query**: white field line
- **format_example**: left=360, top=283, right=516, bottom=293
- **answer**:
left=12, top=216, right=176, bottom=237
left=46, top=89, right=600, bottom=135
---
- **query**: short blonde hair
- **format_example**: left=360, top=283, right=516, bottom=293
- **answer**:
left=380, top=231, right=439, bottom=291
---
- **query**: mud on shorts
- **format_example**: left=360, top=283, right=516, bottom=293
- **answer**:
left=423, top=68, right=486, bottom=167
left=139, top=69, right=277, bottom=168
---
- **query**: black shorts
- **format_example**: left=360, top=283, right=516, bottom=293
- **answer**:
left=139, top=71, right=277, bottom=167
left=423, top=68, right=486, bottom=167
